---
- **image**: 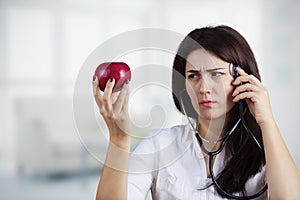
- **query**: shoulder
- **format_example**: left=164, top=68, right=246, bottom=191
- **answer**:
left=150, top=124, right=188, bottom=139
left=129, top=124, right=193, bottom=173
left=133, top=124, right=191, bottom=153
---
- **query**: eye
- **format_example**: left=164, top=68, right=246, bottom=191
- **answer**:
left=211, top=71, right=224, bottom=77
left=187, top=73, right=199, bottom=79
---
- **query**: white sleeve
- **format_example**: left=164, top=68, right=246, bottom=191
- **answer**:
left=245, top=165, right=269, bottom=200
left=127, top=125, right=185, bottom=199
left=127, top=129, right=159, bottom=199
left=127, top=173, right=153, bottom=200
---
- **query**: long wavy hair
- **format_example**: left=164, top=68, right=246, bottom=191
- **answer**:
left=172, top=25, right=266, bottom=196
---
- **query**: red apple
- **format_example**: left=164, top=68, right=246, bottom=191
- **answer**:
left=94, top=62, right=131, bottom=92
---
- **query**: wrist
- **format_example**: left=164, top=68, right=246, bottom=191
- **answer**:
left=258, top=118, right=276, bottom=131
left=110, top=134, right=131, bottom=151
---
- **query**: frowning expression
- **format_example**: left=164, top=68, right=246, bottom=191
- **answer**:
left=185, top=49, right=235, bottom=120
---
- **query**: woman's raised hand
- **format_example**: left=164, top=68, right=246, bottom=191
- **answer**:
left=93, top=76, right=131, bottom=149
left=232, top=67, right=274, bottom=126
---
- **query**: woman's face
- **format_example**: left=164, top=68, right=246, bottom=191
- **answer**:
left=185, top=49, right=235, bottom=120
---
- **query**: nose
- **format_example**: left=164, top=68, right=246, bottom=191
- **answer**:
left=198, top=77, right=212, bottom=94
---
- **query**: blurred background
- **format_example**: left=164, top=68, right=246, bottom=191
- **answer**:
left=0, top=0, right=299, bottom=199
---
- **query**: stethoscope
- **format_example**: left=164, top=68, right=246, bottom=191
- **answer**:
left=179, top=64, right=268, bottom=199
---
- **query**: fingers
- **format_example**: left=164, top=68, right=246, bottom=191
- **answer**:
left=92, top=76, right=115, bottom=112
left=92, top=76, right=130, bottom=117
left=93, top=75, right=102, bottom=106
left=231, top=67, right=263, bottom=102
left=123, top=85, right=130, bottom=111
left=232, top=83, right=258, bottom=97
left=232, top=82, right=258, bottom=102
left=114, top=80, right=130, bottom=113
left=111, top=92, right=120, bottom=105
left=102, top=78, right=115, bottom=112
left=232, top=67, right=261, bottom=86
left=103, top=78, right=115, bottom=100
left=233, top=91, right=256, bottom=102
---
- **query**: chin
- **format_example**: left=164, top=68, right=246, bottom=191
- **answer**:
left=198, top=112, right=227, bottom=121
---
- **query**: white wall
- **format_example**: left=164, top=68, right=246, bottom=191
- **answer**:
left=0, top=0, right=299, bottom=175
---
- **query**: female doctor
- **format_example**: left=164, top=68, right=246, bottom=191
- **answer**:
left=93, top=25, right=300, bottom=199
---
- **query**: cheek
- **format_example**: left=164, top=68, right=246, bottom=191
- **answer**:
left=185, top=80, right=197, bottom=101
left=224, top=84, right=235, bottom=109
left=217, top=81, right=234, bottom=101
left=185, top=80, right=199, bottom=111
left=225, top=85, right=234, bottom=98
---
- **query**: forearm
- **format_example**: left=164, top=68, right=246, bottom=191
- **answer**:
left=260, top=119, right=300, bottom=199
left=96, top=137, right=131, bottom=200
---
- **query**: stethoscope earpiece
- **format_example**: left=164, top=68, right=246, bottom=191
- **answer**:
left=229, top=63, right=239, bottom=79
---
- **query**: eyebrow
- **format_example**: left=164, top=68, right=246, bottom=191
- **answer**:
left=186, top=67, right=227, bottom=73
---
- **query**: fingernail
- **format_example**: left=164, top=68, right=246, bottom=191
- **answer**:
left=125, top=79, right=129, bottom=84
left=93, top=75, right=96, bottom=81
left=109, top=77, right=113, bottom=82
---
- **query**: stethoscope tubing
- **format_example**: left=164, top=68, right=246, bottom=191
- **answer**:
left=208, top=148, right=268, bottom=200
left=205, top=101, right=268, bottom=199
left=179, top=93, right=268, bottom=199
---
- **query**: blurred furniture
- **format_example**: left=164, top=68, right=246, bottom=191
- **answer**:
left=14, top=95, right=106, bottom=177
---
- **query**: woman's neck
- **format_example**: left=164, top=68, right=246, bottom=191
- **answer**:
left=197, top=117, right=227, bottom=153
left=197, top=115, right=228, bottom=142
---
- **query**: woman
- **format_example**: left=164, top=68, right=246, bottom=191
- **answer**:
left=94, top=25, right=300, bottom=199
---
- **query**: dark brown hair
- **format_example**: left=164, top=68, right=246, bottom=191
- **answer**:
left=172, top=25, right=265, bottom=196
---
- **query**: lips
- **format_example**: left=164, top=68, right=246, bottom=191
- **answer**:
left=199, top=100, right=215, bottom=107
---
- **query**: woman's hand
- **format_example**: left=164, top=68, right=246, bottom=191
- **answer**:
left=93, top=76, right=132, bottom=200
left=93, top=76, right=131, bottom=149
left=232, top=67, right=274, bottom=126
left=232, top=68, right=300, bottom=199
